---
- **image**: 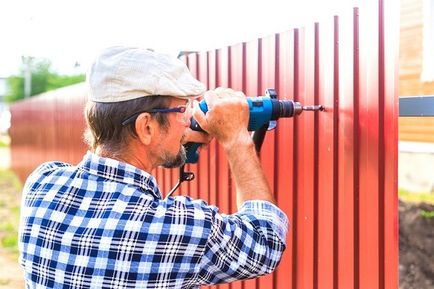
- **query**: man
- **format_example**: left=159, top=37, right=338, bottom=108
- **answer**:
left=19, top=46, right=288, bottom=288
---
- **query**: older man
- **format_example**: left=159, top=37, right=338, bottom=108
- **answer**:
left=19, top=46, right=288, bottom=288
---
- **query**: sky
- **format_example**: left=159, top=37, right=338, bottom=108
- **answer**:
left=0, top=0, right=359, bottom=77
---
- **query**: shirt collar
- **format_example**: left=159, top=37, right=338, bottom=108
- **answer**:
left=78, top=151, right=162, bottom=200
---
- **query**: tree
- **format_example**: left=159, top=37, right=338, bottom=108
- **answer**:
left=4, top=57, right=85, bottom=103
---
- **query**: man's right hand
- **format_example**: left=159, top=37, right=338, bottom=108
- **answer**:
left=192, top=88, right=252, bottom=151
left=192, top=87, right=275, bottom=208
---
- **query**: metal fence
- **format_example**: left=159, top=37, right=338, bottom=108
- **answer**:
left=10, top=83, right=88, bottom=181
left=10, top=0, right=399, bottom=288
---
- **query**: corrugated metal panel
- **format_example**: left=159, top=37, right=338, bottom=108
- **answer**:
left=174, top=1, right=399, bottom=289
left=9, top=0, right=398, bottom=288
left=10, top=83, right=88, bottom=181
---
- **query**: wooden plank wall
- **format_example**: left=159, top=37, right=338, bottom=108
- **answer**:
left=399, top=0, right=434, bottom=142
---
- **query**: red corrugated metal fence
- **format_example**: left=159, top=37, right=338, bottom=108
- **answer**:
left=10, top=84, right=88, bottom=181
left=10, top=1, right=399, bottom=288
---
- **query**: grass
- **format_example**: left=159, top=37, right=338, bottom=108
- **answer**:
left=398, top=188, right=434, bottom=205
left=0, top=169, right=22, bottom=258
left=0, top=135, right=10, bottom=148
left=399, top=188, right=434, bottom=219
left=420, top=210, right=434, bottom=218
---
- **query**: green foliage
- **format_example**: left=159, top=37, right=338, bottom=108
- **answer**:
left=0, top=169, right=22, bottom=257
left=399, top=188, right=434, bottom=204
left=47, top=74, right=85, bottom=91
left=420, top=210, right=434, bottom=218
left=4, top=57, right=85, bottom=103
left=0, top=222, right=18, bottom=249
left=0, top=136, right=10, bottom=148
left=5, top=76, right=25, bottom=103
left=0, top=169, right=22, bottom=191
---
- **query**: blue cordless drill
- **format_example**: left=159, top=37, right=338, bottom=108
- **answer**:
left=185, top=88, right=324, bottom=164
left=166, top=88, right=323, bottom=198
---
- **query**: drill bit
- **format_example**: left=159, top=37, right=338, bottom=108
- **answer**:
left=302, top=105, right=325, bottom=111
left=292, top=102, right=325, bottom=115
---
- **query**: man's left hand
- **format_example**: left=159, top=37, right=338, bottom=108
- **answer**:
left=182, top=128, right=213, bottom=149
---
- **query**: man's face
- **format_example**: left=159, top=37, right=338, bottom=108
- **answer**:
left=156, top=97, right=191, bottom=168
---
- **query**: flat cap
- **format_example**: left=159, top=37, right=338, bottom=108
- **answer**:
left=87, top=46, right=206, bottom=103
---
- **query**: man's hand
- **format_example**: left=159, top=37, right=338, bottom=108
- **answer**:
left=192, top=88, right=252, bottom=150
left=192, top=87, right=275, bottom=207
left=182, top=128, right=213, bottom=149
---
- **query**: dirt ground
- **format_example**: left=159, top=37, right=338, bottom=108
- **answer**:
left=399, top=200, right=434, bottom=289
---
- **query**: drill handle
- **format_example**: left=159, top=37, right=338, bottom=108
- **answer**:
left=184, top=142, right=201, bottom=164
left=185, top=102, right=206, bottom=163
left=185, top=100, right=208, bottom=163
left=252, top=123, right=269, bottom=154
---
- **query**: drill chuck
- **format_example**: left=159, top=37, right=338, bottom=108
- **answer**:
left=271, top=99, right=303, bottom=119
left=271, top=100, right=324, bottom=118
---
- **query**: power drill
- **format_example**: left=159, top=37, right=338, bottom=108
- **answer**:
left=185, top=88, right=324, bottom=163
left=166, top=88, right=324, bottom=198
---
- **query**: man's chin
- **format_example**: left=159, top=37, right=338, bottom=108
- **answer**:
left=161, top=146, right=187, bottom=168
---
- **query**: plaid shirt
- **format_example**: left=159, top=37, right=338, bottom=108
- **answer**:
left=19, top=152, right=288, bottom=289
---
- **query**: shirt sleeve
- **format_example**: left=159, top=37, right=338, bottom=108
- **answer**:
left=195, top=200, right=289, bottom=285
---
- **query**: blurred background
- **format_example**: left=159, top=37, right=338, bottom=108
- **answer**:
left=0, top=0, right=433, bottom=288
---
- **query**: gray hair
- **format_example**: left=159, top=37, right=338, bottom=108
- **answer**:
left=83, top=95, right=170, bottom=152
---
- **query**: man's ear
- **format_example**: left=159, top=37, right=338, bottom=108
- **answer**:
left=135, top=113, right=155, bottom=145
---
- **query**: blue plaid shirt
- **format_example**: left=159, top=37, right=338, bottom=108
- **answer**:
left=19, top=152, right=288, bottom=288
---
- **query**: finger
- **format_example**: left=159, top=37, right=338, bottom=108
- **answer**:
left=234, top=90, right=246, bottom=99
left=204, top=90, right=220, bottom=110
left=183, top=129, right=212, bottom=144
left=215, top=87, right=226, bottom=93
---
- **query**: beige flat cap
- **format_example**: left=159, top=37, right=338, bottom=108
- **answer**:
left=87, top=46, right=206, bottom=103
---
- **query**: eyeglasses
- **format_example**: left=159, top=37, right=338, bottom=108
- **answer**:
left=121, top=101, right=192, bottom=126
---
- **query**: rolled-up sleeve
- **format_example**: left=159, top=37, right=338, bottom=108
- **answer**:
left=196, top=200, right=289, bottom=285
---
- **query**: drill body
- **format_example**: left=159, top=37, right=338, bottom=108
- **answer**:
left=190, top=96, right=299, bottom=132
left=185, top=88, right=323, bottom=163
